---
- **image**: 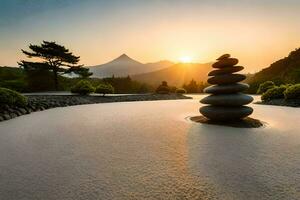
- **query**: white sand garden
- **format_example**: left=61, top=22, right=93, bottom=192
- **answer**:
left=0, top=96, right=299, bottom=199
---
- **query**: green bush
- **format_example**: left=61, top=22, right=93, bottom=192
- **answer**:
left=71, top=80, right=95, bottom=95
left=175, top=88, right=187, bottom=94
left=284, top=84, right=300, bottom=99
left=0, top=80, right=28, bottom=92
left=261, top=86, right=287, bottom=102
left=95, top=83, right=114, bottom=96
left=0, top=87, right=28, bottom=107
left=257, top=81, right=276, bottom=94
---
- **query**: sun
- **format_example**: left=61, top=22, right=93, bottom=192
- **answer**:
left=179, top=56, right=192, bottom=63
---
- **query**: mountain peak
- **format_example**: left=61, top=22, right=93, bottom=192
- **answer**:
left=118, top=54, right=131, bottom=60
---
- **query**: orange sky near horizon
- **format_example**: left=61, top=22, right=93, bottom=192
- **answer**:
left=1, top=0, right=300, bottom=73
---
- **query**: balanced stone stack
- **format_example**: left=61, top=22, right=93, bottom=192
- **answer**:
left=200, top=54, right=253, bottom=121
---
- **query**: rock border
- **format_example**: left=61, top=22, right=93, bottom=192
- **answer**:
left=190, top=115, right=264, bottom=128
left=0, top=94, right=191, bottom=122
left=255, top=99, right=300, bottom=107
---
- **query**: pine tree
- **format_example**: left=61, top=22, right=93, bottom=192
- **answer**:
left=18, top=41, right=88, bottom=90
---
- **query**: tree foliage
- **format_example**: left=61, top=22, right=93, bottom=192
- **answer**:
left=261, top=86, right=287, bottom=102
left=183, top=79, right=206, bottom=93
left=257, top=81, right=275, bottom=94
left=284, top=84, right=300, bottom=99
left=18, top=41, right=88, bottom=90
left=103, top=75, right=153, bottom=93
left=248, top=48, right=300, bottom=92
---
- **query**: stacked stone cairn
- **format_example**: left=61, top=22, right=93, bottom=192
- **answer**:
left=200, top=54, right=253, bottom=121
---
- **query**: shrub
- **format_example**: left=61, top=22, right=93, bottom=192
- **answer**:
left=257, top=81, right=275, bottom=94
left=284, top=84, right=300, bottom=99
left=71, top=80, right=95, bottom=95
left=0, top=87, right=28, bottom=107
left=156, top=81, right=170, bottom=94
left=95, top=83, right=114, bottom=96
left=169, top=86, right=177, bottom=93
left=175, top=88, right=187, bottom=94
left=261, top=86, right=287, bottom=102
left=0, top=80, right=28, bottom=92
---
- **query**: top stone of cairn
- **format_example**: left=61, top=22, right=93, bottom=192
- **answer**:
left=213, top=54, right=239, bottom=68
left=217, top=54, right=231, bottom=60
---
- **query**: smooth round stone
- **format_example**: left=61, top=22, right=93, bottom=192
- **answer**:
left=199, top=106, right=253, bottom=121
left=217, top=54, right=230, bottom=60
left=207, top=74, right=246, bottom=85
left=204, top=83, right=249, bottom=94
left=208, top=66, right=244, bottom=76
left=200, top=94, right=253, bottom=106
left=212, top=58, right=239, bottom=68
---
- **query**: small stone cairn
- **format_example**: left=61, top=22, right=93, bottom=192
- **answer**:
left=200, top=54, right=253, bottom=121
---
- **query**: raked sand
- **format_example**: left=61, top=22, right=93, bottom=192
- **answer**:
left=0, top=96, right=299, bottom=199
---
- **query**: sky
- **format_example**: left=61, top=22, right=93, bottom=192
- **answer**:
left=1, top=0, right=300, bottom=72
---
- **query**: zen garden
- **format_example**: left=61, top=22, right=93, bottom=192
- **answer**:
left=1, top=1, right=300, bottom=199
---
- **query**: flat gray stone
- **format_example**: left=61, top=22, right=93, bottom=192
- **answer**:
left=200, top=94, right=253, bottom=106
left=212, top=58, right=239, bottom=68
left=208, top=66, right=244, bottom=76
left=199, top=106, right=253, bottom=121
left=204, top=83, right=249, bottom=94
left=208, top=74, right=246, bottom=84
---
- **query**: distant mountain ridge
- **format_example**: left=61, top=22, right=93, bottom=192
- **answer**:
left=89, top=54, right=174, bottom=78
left=132, top=62, right=212, bottom=86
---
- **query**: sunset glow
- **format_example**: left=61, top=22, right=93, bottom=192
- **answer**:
left=179, top=56, right=192, bottom=63
left=1, top=1, right=300, bottom=73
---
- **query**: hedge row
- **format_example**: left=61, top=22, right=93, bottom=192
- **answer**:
left=259, top=82, right=300, bottom=102
left=71, top=80, right=114, bottom=96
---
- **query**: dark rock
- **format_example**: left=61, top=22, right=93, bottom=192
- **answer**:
left=3, top=104, right=10, bottom=110
left=3, top=114, right=11, bottom=120
left=201, top=94, right=253, bottom=106
left=208, top=66, right=244, bottom=76
left=25, top=108, right=32, bottom=113
left=212, top=58, right=239, bottom=68
left=7, top=108, right=14, bottom=113
left=14, top=111, right=22, bottom=116
left=9, top=113, right=17, bottom=119
left=18, top=108, right=27, bottom=115
left=204, top=83, right=249, bottom=94
left=0, top=116, right=4, bottom=121
left=208, top=74, right=246, bottom=84
left=217, top=54, right=231, bottom=60
left=200, top=106, right=253, bottom=121
left=29, top=105, right=36, bottom=110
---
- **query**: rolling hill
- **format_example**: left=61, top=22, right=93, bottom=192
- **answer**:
left=246, top=48, right=300, bottom=93
left=131, top=63, right=212, bottom=86
left=249, top=48, right=300, bottom=85
left=89, top=54, right=174, bottom=78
